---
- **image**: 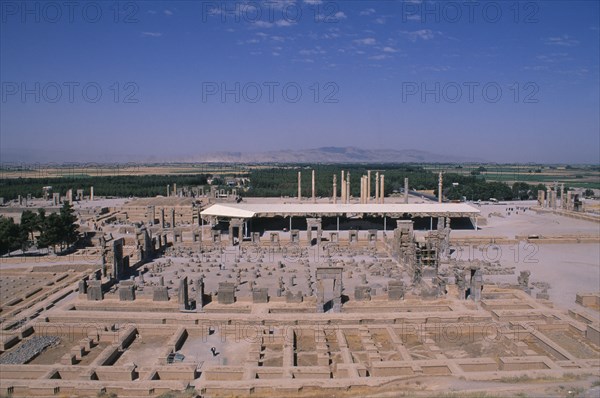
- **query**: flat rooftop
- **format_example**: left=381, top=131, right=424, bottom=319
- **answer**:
left=200, top=202, right=480, bottom=219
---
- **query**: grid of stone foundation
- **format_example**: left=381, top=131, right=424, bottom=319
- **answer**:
left=1, top=286, right=599, bottom=397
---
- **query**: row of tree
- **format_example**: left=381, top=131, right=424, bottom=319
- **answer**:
left=0, top=203, right=78, bottom=256
left=246, top=165, right=439, bottom=198
left=0, top=174, right=210, bottom=201
left=3, top=166, right=587, bottom=204
left=246, top=166, right=545, bottom=202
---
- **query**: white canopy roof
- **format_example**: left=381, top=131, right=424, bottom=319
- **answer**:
left=200, top=203, right=480, bottom=219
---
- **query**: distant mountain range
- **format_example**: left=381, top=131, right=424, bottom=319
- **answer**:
left=1, top=147, right=482, bottom=164
left=187, top=147, right=482, bottom=164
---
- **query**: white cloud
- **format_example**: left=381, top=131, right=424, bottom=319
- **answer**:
left=523, top=65, right=549, bottom=71
left=141, top=31, right=162, bottom=37
left=382, top=46, right=398, bottom=53
left=536, top=52, right=568, bottom=62
left=423, top=65, right=451, bottom=72
left=375, top=17, right=386, bottom=24
left=323, top=27, right=341, bottom=39
left=402, top=29, right=435, bottom=41
left=354, top=37, right=376, bottom=45
left=323, top=32, right=340, bottom=39
left=334, top=11, right=347, bottom=19
left=303, top=0, right=322, bottom=4
left=275, top=19, right=296, bottom=27
left=369, top=54, right=390, bottom=60
left=253, top=20, right=274, bottom=28
left=360, top=8, right=376, bottom=16
left=251, top=19, right=296, bottom=28
left=299, top=47, right=326, bottom=55
left=545, top=35, right=580, bottom=47
left=164, top=9, right=173, bottom=16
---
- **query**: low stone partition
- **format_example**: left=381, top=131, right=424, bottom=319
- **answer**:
left=91, top=344, right=121, bottom=366
left=0, top=365, right=51, bottom=379
left=95, top=364, right=136, bottom=381
left=0, top=380, right=187, bottom=398
left=499, top=356, right=552, bottom=371
left=576, top=292, right=600, bottom=309
left=202, top=365, right=245, bottom=381
left=457, top=357, right=498, bottom=372
left=149, top=364, right=199, bottom=381
left=0, top=335, right=20, bottom=352
left=569, top=309, right=597, bottom=325
left=586, top=324, right=600, bottom=346
left=370, top=361, right=414, bottom=377
left=491, top=309, right=557, bottom=322
left=167, top=326, right=188, bottom=352
left=290, top=366, right=331, bottom=379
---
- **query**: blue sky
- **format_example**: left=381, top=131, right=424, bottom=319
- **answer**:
left=1, top=0, right=599, bottom=163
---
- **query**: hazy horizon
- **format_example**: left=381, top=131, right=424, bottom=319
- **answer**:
left=1, top=1, right=599, bottom=164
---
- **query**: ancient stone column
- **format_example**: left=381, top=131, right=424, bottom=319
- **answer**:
left=404, top=178, right=409, bottom=204
left=167, top=185, right=170, bottom=197
left=298, top=171, right=302, bottom=201
left=171, top=208, right=176, bottom=228
left=90, top=186, right=94, bottom=201
left=179, top=277, right=189, bottom=310
left=332, top=278, right=342, bottom=313
left=341, top=171, right=345, bottom=204
left=101, top=251, right=107, bottom=277
left=312, top=169, right=316, bottom=203
left=367, top=170, right=371, bottom=202
left=560, top=183, right=565, bottom=208
left=346, top=172, right=350, bottom=203
left=380, top=174, right=385, bottom=204
left=359, top=176, right=363, bottom=204
left=375, top=172, right=380, bottom=203
left=316, top=280, right=325, bottom=313
left=173, top=183, right=177, bottom=197
left=78, top=278, right=88, bottom=296
left=332, top=175, right=337, bottom=204
left=537, top=190, right=545, bottom=207
left=470, top=269, right=483, bottom=302
left=438, top=172, right=443, bottom=203
left=196, top=278, right=204, bottom=312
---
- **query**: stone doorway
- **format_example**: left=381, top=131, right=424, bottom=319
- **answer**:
left=315, top=267, right=343, bottom=313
